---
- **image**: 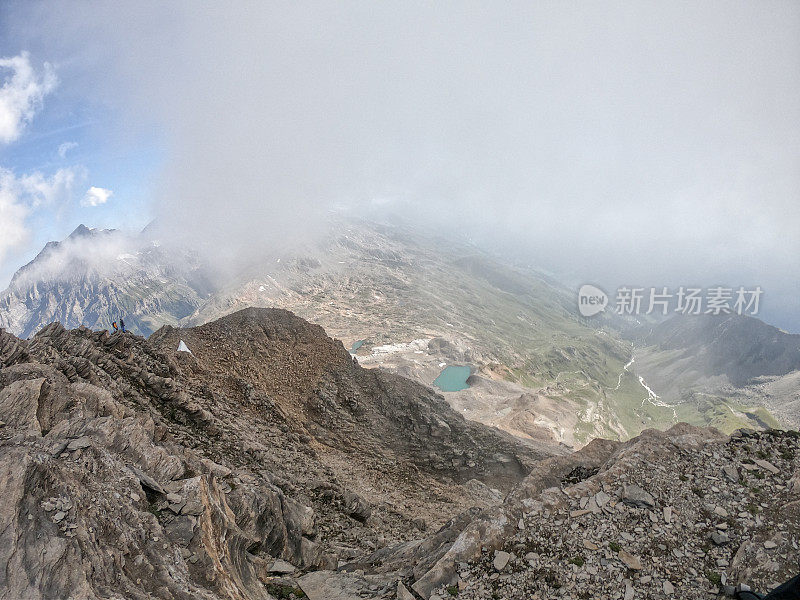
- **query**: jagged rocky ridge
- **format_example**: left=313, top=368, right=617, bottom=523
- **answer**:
left=1, top=308, right=797, bottom=600
left=0, top=308, right=559, bottom=599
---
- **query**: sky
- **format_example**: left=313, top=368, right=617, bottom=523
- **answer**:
left=0, top=1, right=798, bottom=330
left=0, top=45, right=161, bottom=280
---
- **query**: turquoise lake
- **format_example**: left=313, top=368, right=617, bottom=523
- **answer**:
left=433, top=365, right=471, bottom=392
left=350, top=339, right=366, bottom=353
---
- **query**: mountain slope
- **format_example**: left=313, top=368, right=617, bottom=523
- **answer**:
left=0, top=308, right=565, bottom=599
left=179, top=220, right=646, bottom=445
left=148, top=307, right=560, bottom=490
left=0, top=225, right=210, bottom=338
left=636, top=314, right=800, bottom=387
left=0, top=219, right=792, bottom=444
left=632, top=314, right=800, bottom=429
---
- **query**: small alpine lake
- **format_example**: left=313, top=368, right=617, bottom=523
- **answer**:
left=433, top=365, right=471, bottom=392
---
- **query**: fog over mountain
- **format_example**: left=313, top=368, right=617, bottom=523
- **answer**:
left=1, top=1, right=799, bottom=330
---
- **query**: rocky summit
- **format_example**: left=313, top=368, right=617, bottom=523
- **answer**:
left=0, top=308, right=798, bottom=600
left=0, top=308, right=558, bottom=599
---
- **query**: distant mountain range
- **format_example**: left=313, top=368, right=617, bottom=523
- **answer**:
left=635, top=314, right=800, bottom=387
left=0, top=224, right=212, bottom=338
left=1, top=218, right=797, bottom=441
left=631, top=314, right=800, bottom=429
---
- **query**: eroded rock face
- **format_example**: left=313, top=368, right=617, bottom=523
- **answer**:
left=0, top=362, right=314, bottom=599
left=0, top=309, right=559, bottom=599
left=148, top=307, right=557, bottom=492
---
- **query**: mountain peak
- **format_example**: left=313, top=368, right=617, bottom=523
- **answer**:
left=67, top=224, right=115, bottom=240
left=68, top=224, right=93, bottom=238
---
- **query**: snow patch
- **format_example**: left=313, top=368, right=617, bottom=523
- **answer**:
left=369, top=338, right=430, bottom=356
left=177, top=340, right=192, bottom=354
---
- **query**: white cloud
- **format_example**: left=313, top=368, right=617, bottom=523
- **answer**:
left=0, top=51, right=57, bottom=145
left=57, top=141, right=77, bottom=158
left=18, top=168, right=78, bottom=208
left=0, top=171, right=30, bottom=266
left=0, top=166, right=78, bottom=266
left=81, top=186, right=113, bottom=207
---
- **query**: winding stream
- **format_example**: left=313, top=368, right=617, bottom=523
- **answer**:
left=615, top=349, right=677, bottom=421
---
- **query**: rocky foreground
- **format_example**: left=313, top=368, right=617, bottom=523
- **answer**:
left=445, top=427, right=799, bottom=600
left=0, top=308, right=558, bottom=599
left=0, top=308, right=798, bottom=600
